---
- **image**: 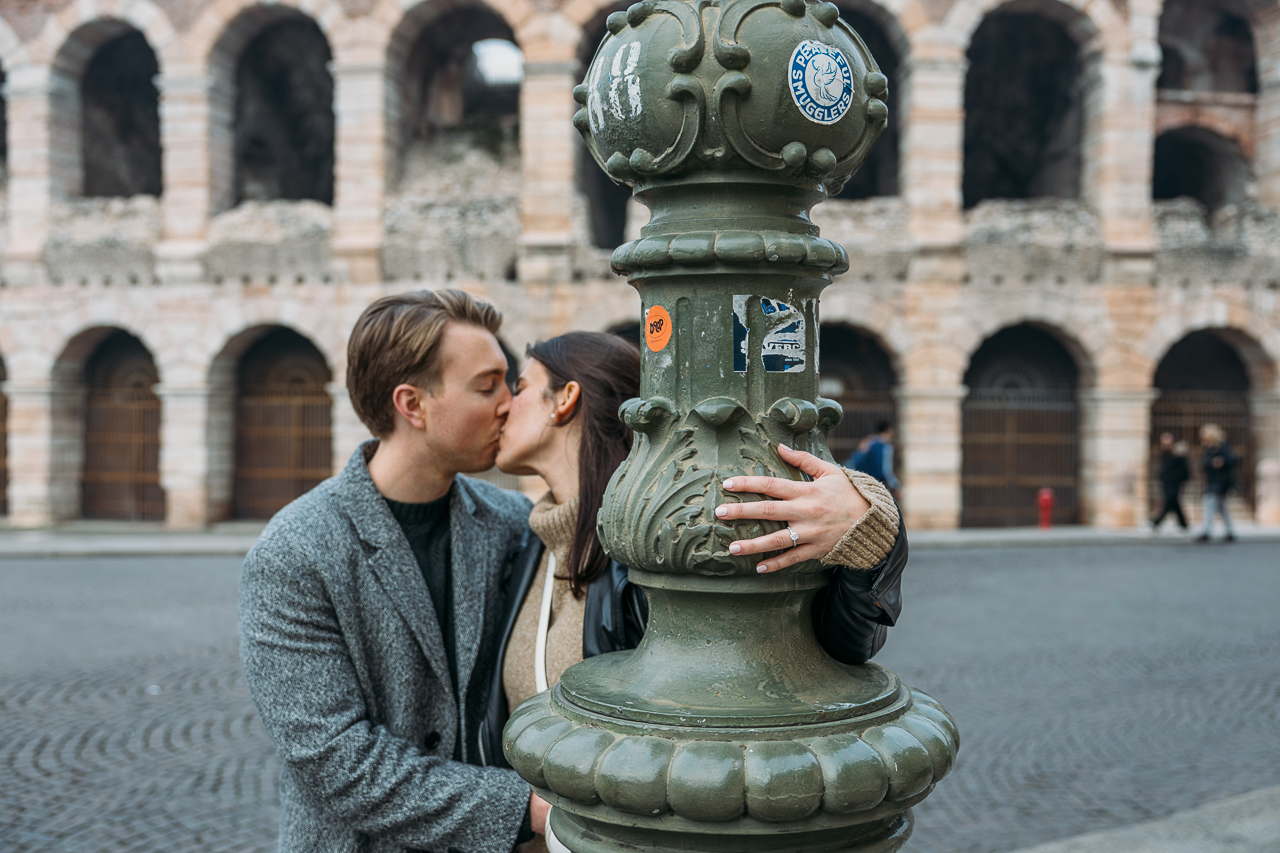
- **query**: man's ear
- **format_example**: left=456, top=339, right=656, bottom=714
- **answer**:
left=391, top=383, right=428, bottom=431
left=553, top=381, right=581, bottom=425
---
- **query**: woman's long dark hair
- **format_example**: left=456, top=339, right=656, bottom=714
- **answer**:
left=527, top=331, right=640, bottom=597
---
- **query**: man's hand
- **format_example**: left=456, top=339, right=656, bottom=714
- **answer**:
left=715, top=444, right=871, bottom=574
left=530, top=792, right=551, bottom=835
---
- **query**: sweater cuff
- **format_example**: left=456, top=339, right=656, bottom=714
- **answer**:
left=819, top=470, right=900, bottom=570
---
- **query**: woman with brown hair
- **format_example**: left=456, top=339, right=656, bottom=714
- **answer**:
left=487, top=331, right=908, bottom=849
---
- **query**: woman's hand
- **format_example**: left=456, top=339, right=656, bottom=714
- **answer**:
left=716, top=444, right=870, bottom=573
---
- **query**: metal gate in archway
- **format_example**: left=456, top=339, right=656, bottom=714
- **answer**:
left=81, top=334, right=165, bottom=521
left=233, top=328, right=333, bottom=520
left=1150, top=390, right=1253, bottom=516
left=961, top=389, right=1080, bottom=527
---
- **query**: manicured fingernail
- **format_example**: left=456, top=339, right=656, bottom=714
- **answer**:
left=723, top=479, right=735, bottom=489
left=729, top=543, right=741, bottom=554
left=778, top=443, right=791, bottom=452
left=715, top=505, right=728, bottom=518
left=756, top=564, right=769, bottom=573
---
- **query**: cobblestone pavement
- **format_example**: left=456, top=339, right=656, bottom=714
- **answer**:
left=1, top=544, right=1278, bottom=853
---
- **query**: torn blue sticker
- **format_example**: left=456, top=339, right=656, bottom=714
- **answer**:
left=733, top=295, right=807, bottom=373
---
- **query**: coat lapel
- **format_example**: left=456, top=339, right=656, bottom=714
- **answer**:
left=339, top=442, right=453, bottom=698
left=449, top=479, right=489, bottom=706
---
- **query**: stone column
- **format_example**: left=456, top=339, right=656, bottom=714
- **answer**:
left=517, top=17, right=581, bottom=284
left=4, top=382, right=57, bottom=526
left=157, top=68, right=214, bottom=283
left=1252, top=6, right=1280, bottom=204
left=157, top=384, right=213, bottom=529
left=897, top=386, right=964, bottom=529
left=1250, top=390, right=1280, bottom=524
left=899, top=37, right=965, bottom=278
left=1080, top=43, right=1161, bottom=281
left=332, top=59, right=388, bottom=284
left=3, top=65, right=55, bottom=286
left=1078, top=388, right=1155, bottom=528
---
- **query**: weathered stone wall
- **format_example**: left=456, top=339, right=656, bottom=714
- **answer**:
left=0, top=0, right=1275, bottom=530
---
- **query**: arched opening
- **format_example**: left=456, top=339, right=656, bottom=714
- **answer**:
left=233, top=327, right=333, bottom=520
left=50, top=21, right=162, bottom=199
left=963, top=10, right=1084, bottom=208
left=81, top=330, right=164, bottom=521
left=1152, top=126, right=1249, bottom=215
left=961, top=324, right=1081, bottom=527
left=833, top=7, right=900, bottom=199
left=1157, top=0, right=1257, bottom=94
left=1151, top=329, right=1253, bottom=517
left=209, top=7, right=334, bottom=210
left=382, top=1, right=523, bottom=280
left=392, top=7, right=521, bottom=185
left=577, top=3, right=634, bottom=249
left=82, top=29, right=162, bottom=197
left=819, top=325, right=899, bottom=468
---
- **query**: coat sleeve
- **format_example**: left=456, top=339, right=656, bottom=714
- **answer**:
left=810, top=470, right=908, bottom=665
left=239, top=538, right=530, bottom=853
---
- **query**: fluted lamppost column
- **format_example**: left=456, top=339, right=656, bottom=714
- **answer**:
left=504, top=2, right=958, bottom=850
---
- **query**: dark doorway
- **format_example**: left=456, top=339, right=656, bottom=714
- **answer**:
left=235, top=18, right=334, bottom=204
left=819, top=325, right=898, bottom=468
left=961, top=325, right=1080, bottom=527
left=834, top=8, right=899, bottom=199
left=82, top=30, right=162, bottom=197
left=1151, top=330, right=1253, bottom=515
left=82, top=331, right=164, bottom=521
left=1152, top=127, right=1249, bottom=214
left=233, top=328, right=333, bottom=519
left=963, top=13, right=1083, bottom=208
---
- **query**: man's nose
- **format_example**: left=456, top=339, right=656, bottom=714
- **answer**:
left=496, top=383, right=512, bottom=415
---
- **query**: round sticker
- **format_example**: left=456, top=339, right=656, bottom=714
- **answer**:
left=645, top=305, right=672, bottom=352
left=788, top=40, right=855, bottom=126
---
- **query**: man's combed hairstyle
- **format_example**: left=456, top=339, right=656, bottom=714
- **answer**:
left=346, top=289, right=502, bottom=437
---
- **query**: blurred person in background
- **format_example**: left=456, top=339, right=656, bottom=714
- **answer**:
left=1196, top=423, right=1238, bottom=543
left=1151, top=432, right=1190, bottom=533
left=848, top=420, right=901, bottom=497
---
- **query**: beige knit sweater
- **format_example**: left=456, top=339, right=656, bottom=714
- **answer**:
left=503, top=493, right=585, bottom=717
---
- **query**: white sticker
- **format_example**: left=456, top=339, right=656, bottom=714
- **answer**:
left=733, top=295, right=807, bottom=373
left=606, top=41, right=643, bottom=121
left=788, top=40, right=854, bottom=125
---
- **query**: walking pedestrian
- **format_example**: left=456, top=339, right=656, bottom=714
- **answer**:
left=1151, top=432, right=1190, bottom=532
left=847, top=420, right=901, bottom=495
left=1195, top=423, right=1238, bottom=543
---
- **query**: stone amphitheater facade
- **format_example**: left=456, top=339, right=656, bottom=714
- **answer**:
left=0, top=0, right=1276, bottom=530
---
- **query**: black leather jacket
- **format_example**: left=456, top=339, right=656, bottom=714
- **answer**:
left=477, top=520, right=908, bottom=767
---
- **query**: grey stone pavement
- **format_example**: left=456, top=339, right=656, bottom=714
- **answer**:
left=0, top=532, right=1277, bottom=852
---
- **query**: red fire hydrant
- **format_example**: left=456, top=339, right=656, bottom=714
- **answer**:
left=1038, top=488, right=1055, bottom=529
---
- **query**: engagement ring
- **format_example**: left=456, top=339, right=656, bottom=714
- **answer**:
left=787, top=526, right=799, bottom=545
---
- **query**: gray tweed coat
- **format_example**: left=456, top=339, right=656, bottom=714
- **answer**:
left=239, top=442, right=533, bottom=853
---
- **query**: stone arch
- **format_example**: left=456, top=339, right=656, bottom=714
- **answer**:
left=51, top=325, right=165, bottom=521
left=207, top=323, right=335, bottom=520
left=27, top=0, right=177, bottom=68
left=196, top=1, right=339, bottom=212
left=1157, top=0, right=1258, bottom=93
left=36, top=20, right=165, bottom=200
left=944, top=0, right=1123, bottom=53
left=959, top=320, right=1091, bottom=526
left=820, top=323, right=902, bottom=466
left=954, top=313, right=1100, bottom=391
left=1148, top=325, right=1274, bottom=517
left=1145, top=321, right=1276, bottom=394
left=834, top=1, right=905, bottom=199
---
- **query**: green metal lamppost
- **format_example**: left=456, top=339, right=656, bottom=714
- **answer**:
left=504, top=1, right=959, bottom=849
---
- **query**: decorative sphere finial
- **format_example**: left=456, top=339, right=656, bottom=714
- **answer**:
left=573, top=0, right=888, bottom=195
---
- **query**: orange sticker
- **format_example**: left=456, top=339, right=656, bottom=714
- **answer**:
left=645, top=305, right=672, bottom=352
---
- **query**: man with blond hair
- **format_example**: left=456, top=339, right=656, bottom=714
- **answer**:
left=1196, top=422, right=1239, bottom=543
left=239, top=289, right=545, bottom=853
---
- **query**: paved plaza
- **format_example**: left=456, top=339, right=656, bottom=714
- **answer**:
left=0, top=541, right=1277, bottom=852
